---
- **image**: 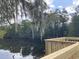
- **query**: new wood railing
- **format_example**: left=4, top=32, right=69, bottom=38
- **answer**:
left=40, top=37, right=79, bottom=59
left=45, top=37, right=79, bottom=55
left=40, top=42, right=79, bottom=59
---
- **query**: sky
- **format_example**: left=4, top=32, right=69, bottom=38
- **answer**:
left=53, top=0, right=73, bottom=8
left=44, top=0, right=79, bottom=23
left=45, top=0, right=73, bottom=8
left=44, top=0, right=79, bottom=13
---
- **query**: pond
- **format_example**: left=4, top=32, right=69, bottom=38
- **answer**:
left=0, top=39, right=41, bottom=59
left=0, top=49, right=33, bottom=59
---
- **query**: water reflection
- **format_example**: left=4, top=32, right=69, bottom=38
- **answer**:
left=0, top=39, right=33, bottom=56
left=0, top=39, right=42, bottom=59
left=0, top=49, right=33, bottom=59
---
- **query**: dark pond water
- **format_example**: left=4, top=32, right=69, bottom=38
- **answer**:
left=0, top=49, right=33, bottom=59
left=0, top=39, right=39, bottom=59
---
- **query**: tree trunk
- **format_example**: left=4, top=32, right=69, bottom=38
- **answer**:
left=31, top=25, right=35, bottom=40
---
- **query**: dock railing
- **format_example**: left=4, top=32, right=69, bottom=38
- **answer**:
left=45, top=37, right=79, bottom=55
left=41, top=42, right=79, bottom=59
left=40, top=37, right=79, bottom=59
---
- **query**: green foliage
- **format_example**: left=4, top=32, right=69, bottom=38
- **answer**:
left=0, top=30, right=6, bottom=39
left=68, top=15, right=79, bottom=36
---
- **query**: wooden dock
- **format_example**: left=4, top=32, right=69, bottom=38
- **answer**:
left=40, top=37, right=79, bottom=59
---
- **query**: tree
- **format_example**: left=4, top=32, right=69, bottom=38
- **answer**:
left=46, top=9, right=69, bottom=37
left=20, top=0, right=47, bottom=41
left=58, top=9, right=69, bottom=37
left=0, top=0, right=15, bottom=25
left=68, top=15, right=79, bottom=36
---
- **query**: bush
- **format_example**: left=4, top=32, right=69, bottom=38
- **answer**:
left=0, top=30, right=6, bottom=39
